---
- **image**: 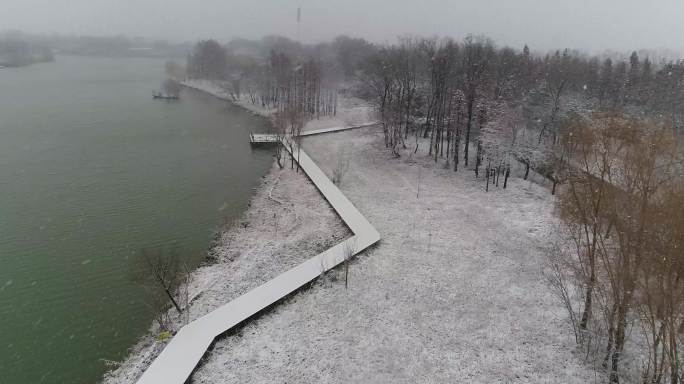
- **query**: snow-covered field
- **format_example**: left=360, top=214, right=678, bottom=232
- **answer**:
left=106, top=81, right=593, bottom=383
left=190, top=129, right=594, bottom=383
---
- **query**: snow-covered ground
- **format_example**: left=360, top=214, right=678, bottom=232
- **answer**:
left=106, top=81, right=593, bottom=383
left=189, top=129, right=594, bottom=383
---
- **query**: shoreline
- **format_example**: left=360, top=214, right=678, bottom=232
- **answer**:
left=103, top=164, right=352, bottom=384
left=181, top=79, right=274, bottom=119
left=102, top=79, right=359, bottom=384
left=0, top=57, right=54, bottom=68
left=181, top=79, right=376, bottom=133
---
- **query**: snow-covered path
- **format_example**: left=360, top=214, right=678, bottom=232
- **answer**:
left=135, top=130, right=380, bottom=384
left=192, top=128, right=594, bottom=383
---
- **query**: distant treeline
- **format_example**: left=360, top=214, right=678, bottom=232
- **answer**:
left=0, top=31, right=191, bottom=60
left=0, top=38, right=53, bottom=67
left=185, top=35, right=375, bottom=85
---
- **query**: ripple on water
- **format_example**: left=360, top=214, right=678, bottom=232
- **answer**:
left=0, top=56, right=273, bottom=384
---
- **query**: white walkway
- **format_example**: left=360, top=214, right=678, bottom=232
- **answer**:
left=300, top=122, right=380, bottom=137
left=136, top=127, right=380, bottom=384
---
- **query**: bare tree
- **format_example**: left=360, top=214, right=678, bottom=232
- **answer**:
left=165, top=60, right=185, bottom=81
left=557, top=114, right=616, bottom=332
left=187, top=40, right=227, bottom=80
left=332, top=147, right=350, bottom=185
left=136, top=248, right=189, bottom=330
left=343, top=240, right=357, bottom=289
left=272, top=110, right=290, bottom=169
left=554, top=113, right=684, bottom=383
left=462, top=35, right=494, bottom=167
left=163, top=79, right=181, bottom=98
left=480, top=103, right=524, bottom=190
left=545, top=243, right=584, bottom=344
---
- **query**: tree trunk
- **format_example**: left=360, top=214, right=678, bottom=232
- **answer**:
left=610, top=295, right=631, bottom=383
left=475, top=142, right=481, bottom=178
left=503, top=166, right=510, bottom=189
left=345, top=259, right=349, bottom=289
left=453, top=137, right=459, bottom=172
left=603, top=302, right=617, bottom=369
left=165, top=287, right=182, bottom=313
left=485, top=161, right=491, bottom=192
left=495, top=165, right=500, bottom=187
left=464, top=96, right=474, bottom=167
left=579, top=273, right=594, bottom=330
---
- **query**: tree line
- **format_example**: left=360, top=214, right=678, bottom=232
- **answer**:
left=186, top=38, right=339, bottom=117
left=356, top=36, right=684, bottom=194
left=0, top=37, right=53, bottom=67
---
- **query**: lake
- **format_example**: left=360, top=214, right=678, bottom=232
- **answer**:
left=0, top=56, right=273, bottom=383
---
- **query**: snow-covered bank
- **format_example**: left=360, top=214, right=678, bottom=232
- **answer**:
left=181, top=79, right=374, bottom=133
left=182, top=79, right=274, bottom=118
left=104, top=78, right=374, bottom=384
left=102, top=78, right=367, bottom=381
left=102, top=162, right=350, bottom=383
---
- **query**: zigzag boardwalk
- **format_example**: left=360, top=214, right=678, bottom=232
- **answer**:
left=137, top=126, right=380, bottom=384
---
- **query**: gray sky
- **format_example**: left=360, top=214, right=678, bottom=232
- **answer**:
left=3, top=0, right=684, bottom=53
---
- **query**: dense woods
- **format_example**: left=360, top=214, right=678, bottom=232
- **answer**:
left=184, top=34, right=684, bottom=383
left=184, top=34, right=683, bottom=194
left=357, top=36, right=684, bottom=192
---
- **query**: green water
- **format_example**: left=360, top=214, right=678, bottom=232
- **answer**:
left=0, top=56, right=272, bottom=383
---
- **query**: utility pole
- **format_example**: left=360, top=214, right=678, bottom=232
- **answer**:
left=296, top=6, right=301, bottom=43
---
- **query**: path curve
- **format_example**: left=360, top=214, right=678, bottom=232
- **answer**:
left=136, top=127, right=380, bottom=384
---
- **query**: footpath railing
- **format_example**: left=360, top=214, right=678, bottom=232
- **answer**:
left=136, top=125, right=380, bottom=384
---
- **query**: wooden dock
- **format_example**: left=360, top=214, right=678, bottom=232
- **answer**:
left=137, top=125, right=380, bottom=384
left=249, top=132, right=279, bottom=143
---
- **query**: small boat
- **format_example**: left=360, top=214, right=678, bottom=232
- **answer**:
left=152, top=92, right=179, bottom=100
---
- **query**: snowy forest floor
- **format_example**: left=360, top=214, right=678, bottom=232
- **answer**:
left=189, top=127, right=595, bottom=383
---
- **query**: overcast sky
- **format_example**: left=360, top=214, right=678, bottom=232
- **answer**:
left=3, top=0, right=683, bottom=54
